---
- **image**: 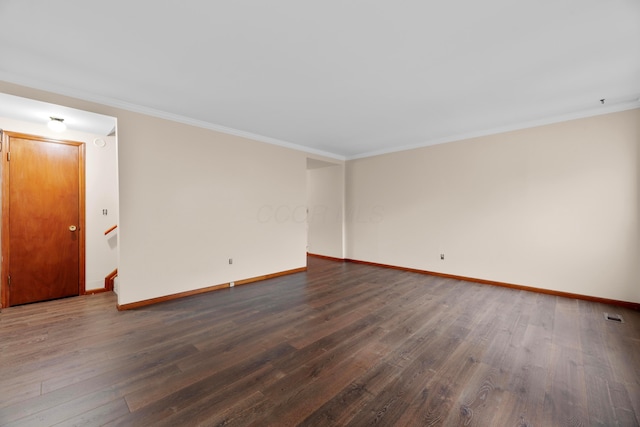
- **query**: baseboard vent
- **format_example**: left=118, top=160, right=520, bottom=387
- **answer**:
left=604, top=313, right=624, bottom=323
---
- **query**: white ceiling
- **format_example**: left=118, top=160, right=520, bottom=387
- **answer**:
left=1, top=1, right=638, bottom=159
left=0, top=93, right=116, bottom=136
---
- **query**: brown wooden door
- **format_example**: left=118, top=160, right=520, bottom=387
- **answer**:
left=2, top=132, right=85, bottom=307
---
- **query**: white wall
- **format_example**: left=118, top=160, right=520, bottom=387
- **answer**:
left=0, top=82, right=308, bottom=306
left=307, top=162, right=345, bottom=258
left=85, top=130, right=118, bottom=290
left=346, top=109, right=640, bottom=303
left=116, top=112, right=307, bottom=304
left=0, top=117, right=119, bottom=291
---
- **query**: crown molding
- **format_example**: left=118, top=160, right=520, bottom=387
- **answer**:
left=0, top=73, right=346, bottom=161
left=347, top=100, right=640, bottom=160
left=3, top=72, right=637, bottom=163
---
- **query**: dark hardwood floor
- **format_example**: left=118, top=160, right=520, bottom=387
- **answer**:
left=1, top=256, right=639, bottom=426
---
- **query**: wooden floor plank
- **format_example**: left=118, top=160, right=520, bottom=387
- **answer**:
left=542, top=344, right=589, bottom=427
left=0, top=345, right=196, bottom=425
left=110, top=343, right=296, bottom=426
left=1, top=256, right=639, bottom=426
left=51, top=398, right=131, bottom=427
left=608, top=380, right=640, bottom=426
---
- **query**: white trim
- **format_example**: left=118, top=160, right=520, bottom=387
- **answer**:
left=348, top=101, right=640, bottom=160
left=0, top=73, right=346, bottom=161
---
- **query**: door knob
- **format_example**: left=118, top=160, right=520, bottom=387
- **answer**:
left=69, top=225, right=77, bottom=232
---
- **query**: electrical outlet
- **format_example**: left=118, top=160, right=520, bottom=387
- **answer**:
left=440, top=253, right=445, bottom=260
left=229, top=281, right=235, bottom=287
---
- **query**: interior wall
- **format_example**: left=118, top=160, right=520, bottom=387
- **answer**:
left=116, top=112, right=307, bottom=304
left=0, top=117, right=118, bottom=292
left=307, top=163, right=345, bottom=258
left=346, top=109, right=640, bottom=303
left=0, top=82, right=308, bottom=306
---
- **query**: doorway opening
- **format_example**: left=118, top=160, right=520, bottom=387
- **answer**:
left=306, top=158, right=345, bottom=260
left=0, top=93, right=119, bottom=308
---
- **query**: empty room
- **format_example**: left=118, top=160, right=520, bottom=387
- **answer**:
left=0, top=1, right=639, bottom=426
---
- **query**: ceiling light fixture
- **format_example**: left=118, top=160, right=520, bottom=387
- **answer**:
left=48, top=116, right=66, bottom=132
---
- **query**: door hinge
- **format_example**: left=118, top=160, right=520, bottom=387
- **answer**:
left=7, top=275, right=10, bottom=287
left=6, top=152, right=10, bottom=161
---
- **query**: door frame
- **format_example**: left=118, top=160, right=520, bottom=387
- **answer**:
left=1, top=131, right=86, bottom=308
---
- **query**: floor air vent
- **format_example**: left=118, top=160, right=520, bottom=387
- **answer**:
left=604, top=313, right=624, bottom=323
